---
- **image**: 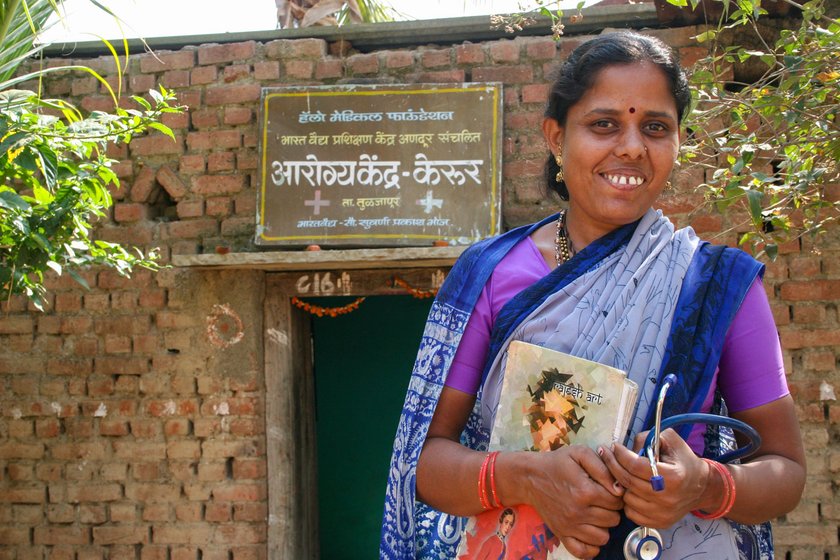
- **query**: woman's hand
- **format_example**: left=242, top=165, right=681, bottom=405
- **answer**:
left=600, top=429, right=708, bottom=529
left=523, top=445, right=625, bottom=559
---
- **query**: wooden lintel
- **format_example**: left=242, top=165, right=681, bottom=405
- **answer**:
left=172, top=246, right=466, bottom=271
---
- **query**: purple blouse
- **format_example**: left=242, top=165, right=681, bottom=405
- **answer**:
left=445, top=236, right=789, bottom=452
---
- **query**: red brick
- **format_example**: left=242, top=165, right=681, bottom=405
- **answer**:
left=179, top=155, right=205, bottom=174
left=174, top=503, right=202, bottom=522
left=130, top=165, right=158, bottom=203
left=206, top=197, right=232, bottom=217
left=220, top=216, right=254, bottom=237
left=72, top=77, right=98, bottom=96
left=505, top=110, right=543, bottom=130
left=522, top=83, right=549, bottom=104
left=0, top=486, right=45, bottom=503
left=94, top=356, right=150, bottom=375
left=100, top=420, right=130, bottom=436
left=198, top=41, right=256, bottom=65
left=190, top=65, right=217, bottom=85
left=453, top=43, right=483, bottom=65
left=191, top=175, right=245, bottom=196
left=489, top=41, right=520, bottom=63
left=140, top=50, right=195, bottom=73
left=156, top=166, right=188, bottom=200
left=347, top=53, right=379, bottom=75
left=205, top=84, right=261, bottom=106
left=232, top=459, right=265, bottom=480
left=93, top=526, right=148, bottom=545
left=210, top=483, right=265, bottom=502
left=129, top=73, right=156, bottom=93
left=781, top=328, right=840, bottom=349
left=412, top=70, right=465, bottom=83
left=384, top=50, right=414, bottom=69
left=233, top=502, right=266, bottom=522
left=421, top=49, right=451, bottom=68
left=525, top=38, right=558, bottom=60
left=166, top=218, right=219, bottom=240
left=130, top=134, right=184, bottom=157
left=161, top=69, right=190, bottom=89
left=176, top=200, right=204, bottom=219
left=152, top=524, right=213, bottom=545
left=253, top=61, right=279, bottom=80
left=191, top=108, right=220, bottom=128
left=214, top=525, right=265, bottom=545
left=34, top=526, right=89, bottom=545
left=264, top=38, right=326, bottom=59
left=473, top=65, right=534, bottom=84
left=114, top=202, right=150, bottom=222
left=315, top=59, right=343, bottom=79
left=126, top=483, right=180, bottom=503
left=780, top=280, right=840, bottom=301
left=0, top=316, right=33, bottom=334
left=803, top=350, right=836, bottom=371
left=205, top=503, right=231, bottom=522
left=46, top=358, right=93, bottom=376
left=93, top=315, right=151, bottom=336
left=284, top=59, right=314, bottom=79
left=224, top=107, right=252, bottom=126
left=223, top=63, right=250, bottom=83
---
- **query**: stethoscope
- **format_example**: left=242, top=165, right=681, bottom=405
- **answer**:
left=622, top=374, right=762, bottom=560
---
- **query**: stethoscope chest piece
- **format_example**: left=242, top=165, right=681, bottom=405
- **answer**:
left=623, top=526, right=663, bottom=560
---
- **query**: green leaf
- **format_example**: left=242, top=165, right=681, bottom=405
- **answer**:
left=746, top=190, right=763, bottom=226
left=764, top=244, right=778, bottom=260
left=68, top=268, right=90, bottom=290
left=147, top=121, right=175, bottom=141
left=0, top=189, right=30, bottom=211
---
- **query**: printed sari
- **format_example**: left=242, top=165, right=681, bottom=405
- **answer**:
left=380, top=209, right=772, bottom=559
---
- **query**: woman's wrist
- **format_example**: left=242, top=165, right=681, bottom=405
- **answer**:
left=693, top=458, right=736, bottom=519
left=493, top=450, right=536, bottom=508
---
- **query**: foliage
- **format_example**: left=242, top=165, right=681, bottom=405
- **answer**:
left=274, top=0, right=396, bottom=28
left=495, top=0, right=840, bottom=259
left=0, top=0, right=183, bottom=309
left=679, top=0, right=839, bottom=259
left=0, top=87, right=180, bottom=309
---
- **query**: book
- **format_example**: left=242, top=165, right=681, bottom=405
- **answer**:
left=455, top=340, right=639, bottom=560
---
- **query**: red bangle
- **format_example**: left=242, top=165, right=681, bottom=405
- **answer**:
left=692, top=458, right=736, bottom=520
left=478, top=453, right=492, bottom=510
left=488, top=451, right=503, bottom=508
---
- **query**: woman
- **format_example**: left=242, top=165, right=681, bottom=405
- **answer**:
left=476, top=508, right=516, bottom=560
left=380, top=31, right=805, bottom=560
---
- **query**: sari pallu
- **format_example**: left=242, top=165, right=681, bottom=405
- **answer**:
left=380, top=210, right=771, bottom=559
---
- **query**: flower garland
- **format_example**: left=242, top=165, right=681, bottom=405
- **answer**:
left=291, top=277, right=439, bottom=318
left=291, top=296, right=366, bottom=318
left=393, top=276, right=438, bottom=299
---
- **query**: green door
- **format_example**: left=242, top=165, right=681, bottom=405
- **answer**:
left=311, top=294, right=433, bottom=559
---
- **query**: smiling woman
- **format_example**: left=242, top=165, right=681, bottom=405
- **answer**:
left=381, top=30, right=805, bottom=560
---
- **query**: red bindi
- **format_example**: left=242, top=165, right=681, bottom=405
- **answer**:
left=629, top=107, right=636, bottom=113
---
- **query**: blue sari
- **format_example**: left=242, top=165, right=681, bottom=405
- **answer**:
left=380, top=212, right=771, bottom=559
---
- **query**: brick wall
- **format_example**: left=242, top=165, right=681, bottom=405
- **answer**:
left=0, top=21, right=837, bottom=559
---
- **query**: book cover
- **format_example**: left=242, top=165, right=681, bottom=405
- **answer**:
left=455, top=340, right=639, bottom=560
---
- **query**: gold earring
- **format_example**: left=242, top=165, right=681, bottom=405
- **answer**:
left=555, top=151, right=564, bottom=183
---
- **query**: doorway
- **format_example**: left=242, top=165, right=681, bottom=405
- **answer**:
left=310, top=295, right=433, bottom=559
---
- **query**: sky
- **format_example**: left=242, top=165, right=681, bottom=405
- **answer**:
left=40, top=0, right=578, bottom=43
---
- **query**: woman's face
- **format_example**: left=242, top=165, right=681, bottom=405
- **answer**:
left=543, top=61, right=681, bottom=242
left=500, top=513, right=515, bottom=536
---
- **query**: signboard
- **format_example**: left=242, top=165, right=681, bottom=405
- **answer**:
left=256, top=84, right=503, bottom=247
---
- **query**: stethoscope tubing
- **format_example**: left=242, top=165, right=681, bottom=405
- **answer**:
left=639, top=412, right=762, bottom=464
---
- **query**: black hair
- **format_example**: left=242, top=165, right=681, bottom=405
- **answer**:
left=499, top=508, right=516, bottom=523
left=544, top=31, right=691, bottom=200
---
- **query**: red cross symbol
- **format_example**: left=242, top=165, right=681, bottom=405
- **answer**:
left=304, top=190, right=331, bottom=215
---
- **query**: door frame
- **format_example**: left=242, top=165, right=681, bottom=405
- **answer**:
left=263, top=265, right=452, bottom=559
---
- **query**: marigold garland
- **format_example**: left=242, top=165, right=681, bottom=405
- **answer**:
left=291, top=277, right=439, bottom=318
left=393, top=276, right=438, bottom=299
left=291, top=296, right=366, bottom=318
